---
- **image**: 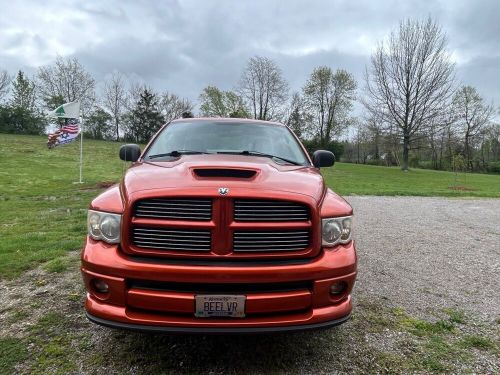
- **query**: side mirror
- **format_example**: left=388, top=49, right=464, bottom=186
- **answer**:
left=119, top=144, right=141, bottom=162
left=312, top=150, right=335, bottom=168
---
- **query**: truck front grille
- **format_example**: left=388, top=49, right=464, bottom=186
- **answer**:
left=234, top=199, right=309, bottom=221
left=233, top=230, right=310, bottom=252
left=132, top=227, right=211, bottom=251
left=128, top=196, right=315, bottom=258
left=134, top=198, right=212, bottom=221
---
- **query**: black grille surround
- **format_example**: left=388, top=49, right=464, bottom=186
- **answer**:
left=132, top=227, right=211, bottom=252
left=233, top=230, right=310, bottom=252
left=234, top=199, right=309, bottom=222
left=134, top=198, right=212, bottom=221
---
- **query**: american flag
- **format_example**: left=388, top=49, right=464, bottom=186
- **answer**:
left=47, top=118, right=81, bottom=149
left=61, top=123, right=80, bottom=134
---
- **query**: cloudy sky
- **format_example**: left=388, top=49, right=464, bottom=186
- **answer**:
left=1, top=0, right=499, bottom=111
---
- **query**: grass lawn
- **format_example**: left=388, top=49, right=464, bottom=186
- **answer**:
left=324, top=162, right=500, bottom=198
left=0, top=133, right=499, bottom=279
left=0, top=134, right=129, bottom=279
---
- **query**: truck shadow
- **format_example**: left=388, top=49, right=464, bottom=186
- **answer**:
left=99, top=325, right=349, bottom=373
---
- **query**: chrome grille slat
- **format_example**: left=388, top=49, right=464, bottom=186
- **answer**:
left=134, top=234, right=210, bottom=239
left=234, top=243, right=310, bottom=248
left=233, top=231, right=309, bottom=235
left=132, top=227, right=211, bottom=252
left=234, top=214, right=308, bottom=217
left=133, top=243, right=210, bottom=251
left=234, top=199, right=309, bottom=222
left=133, top=236, right=210, bottom=243
left=234, top=240, right=309, bottom=244
left=233, top=230, right=310, bottom=252
left=134, top=198, right=212, bottom=220
left=146, top=199, right=211, bottom=204
left=133, top=228, right=209, bottom=234
left=137, top=206, right=212, bottom=211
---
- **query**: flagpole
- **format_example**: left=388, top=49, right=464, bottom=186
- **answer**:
left=79, top=111, right=84, bottom=183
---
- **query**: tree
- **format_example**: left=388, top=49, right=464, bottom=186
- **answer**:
left=0, top=70, right=11, bottom=102
left=10, top=71, right=36, bottom=111
left=84, top=107, right=113, bottom=140
left=37, top=56, right=95, bottom=113
left=124, top=88, right=164, bottom=143
left=282, top=92, right=310, bottom=138
left=0, top=70, right=46, bottom=135
left=364, top=17, right=455, bottom=171
left=0, top=106, right=46, bottom=135
left=303, top=67, right=356, bottom=145
left=103, top=71, right=127, bottom=141
left=199, top=86, right=249, bottom=118
left=452, top=86, right=494, bottom=170
left=238, top=56, right=288, bottom=120
left=159, top=92, right=193, bottom=123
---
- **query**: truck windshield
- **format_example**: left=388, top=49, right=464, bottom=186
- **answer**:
left=145, top=120, right=310, bottom=166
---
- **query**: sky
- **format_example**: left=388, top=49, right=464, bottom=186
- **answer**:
left=1, top=0, right=499, bottom=113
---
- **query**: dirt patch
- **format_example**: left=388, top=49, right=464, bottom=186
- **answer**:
left=79, top=181, right=117, bottom=191
left=447, top=185, right=476, bottom=191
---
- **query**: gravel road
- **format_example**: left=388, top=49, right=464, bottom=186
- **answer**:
left=1, top=196, right=499, bottom=374
left=348, top=196, right=500, bottom=321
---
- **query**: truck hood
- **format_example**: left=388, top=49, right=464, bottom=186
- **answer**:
left=121, top=154, right=325, bottom=202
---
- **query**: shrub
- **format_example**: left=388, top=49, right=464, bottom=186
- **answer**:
left=486, top=161, right=500, bottom=174
left=366, top=159, right=386, bottom=166
left=301, top=138, right=344, bottom=160
left=417, top=161, right=435, bottom=170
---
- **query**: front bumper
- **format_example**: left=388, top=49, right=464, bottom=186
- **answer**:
left=81, top=237, right=357, bottom=333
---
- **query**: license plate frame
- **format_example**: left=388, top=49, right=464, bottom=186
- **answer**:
left=194, top=294, right=246, bottom=318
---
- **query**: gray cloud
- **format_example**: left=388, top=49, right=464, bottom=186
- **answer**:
left=0, top=0, right=498, bottom=110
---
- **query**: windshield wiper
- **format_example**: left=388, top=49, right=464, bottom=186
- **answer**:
left=147, top=150, right=212, bottom=159
left=217, top=150, right=302, bottom=166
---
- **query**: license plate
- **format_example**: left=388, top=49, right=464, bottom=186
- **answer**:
left=195, top=295, right=246, bottom=318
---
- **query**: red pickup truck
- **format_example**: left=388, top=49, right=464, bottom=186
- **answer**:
left=81, top=118, right=357, bottom=333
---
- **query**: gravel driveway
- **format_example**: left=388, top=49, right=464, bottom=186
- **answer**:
left=1, top=197, right=499, bottom=374
left=349, top=196, right=500, bottom=321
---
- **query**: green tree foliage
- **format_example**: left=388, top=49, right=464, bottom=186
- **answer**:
left=10, top=71, right=36, bottom=111
left=84, top=107, right=113, bottom=140
left=0, top=71, right=46, bottom=135
left=199, top=86, right=249, bottom=118
left=124, top=88, right=164, bottom=143
left=303, top=67, right=356, bottom=146
left=0, top=105, right=46, bottom=135
left=301, top=138, right=344, bottom=160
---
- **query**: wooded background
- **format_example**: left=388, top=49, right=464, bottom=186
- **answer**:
left=0, top=17, right=498, bottom=173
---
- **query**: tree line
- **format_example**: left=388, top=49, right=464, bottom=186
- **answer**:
left=0, top=16, right=498, bottom=173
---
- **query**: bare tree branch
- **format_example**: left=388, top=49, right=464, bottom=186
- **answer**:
left=452, top=85, right=495, bottom=169
left=238, top=56, right=288, bottom=121
left=0, top=70, right=12, bottom=101
left=37, top=56, right=96, bottom=114
left=103, top=71, right=127, bottom=140
left=159, top=92, right=193, bottom=123
left=364, top=17, right=455, bottom=170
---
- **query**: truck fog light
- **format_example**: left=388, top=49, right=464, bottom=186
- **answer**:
left=92, top=279, right=109, bottom=294
left=330, top=281, right=347, bottom=295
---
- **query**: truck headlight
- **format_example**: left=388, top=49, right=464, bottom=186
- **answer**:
left=87, top=210, right=121, bottom=244
left=322, top=216, right=352, bottom=246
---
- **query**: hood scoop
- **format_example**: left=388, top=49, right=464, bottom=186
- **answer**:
left=193, top=168, right=257, bottom=179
